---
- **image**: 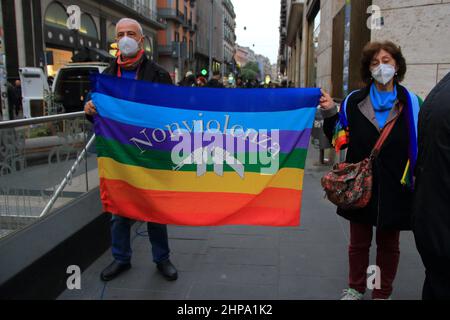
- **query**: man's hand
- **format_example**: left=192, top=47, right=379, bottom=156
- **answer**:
left=319, top=89, right=336, bottom=110
left=84, top=100, right=97, bottom=116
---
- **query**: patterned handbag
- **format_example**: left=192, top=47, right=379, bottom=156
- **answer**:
left=321, top=108, right=402, bottom=210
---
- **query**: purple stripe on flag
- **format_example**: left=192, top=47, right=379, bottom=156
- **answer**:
left=94, top=116, right=312, bottom=154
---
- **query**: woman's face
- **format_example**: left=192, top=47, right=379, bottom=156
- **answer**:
left=370, top=49, right=398, bottom=72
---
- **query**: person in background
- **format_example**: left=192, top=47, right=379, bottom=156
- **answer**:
left=13, top=80, right=22, bottom=117
left=235, top=77, right=244, bottom=88
left=47, top=76, right=55, bottom=88
left=178, top=71, right=196, bottom=87
left=413, top=71, right=450, bottom=300
left=206, top=70, right=224, bottom=88
left=196, top=76, right=207, bottom=87
left=6, top=81, right=18, bottom=120
left=84, top=18, right=178, bottom=283
left=320, top=41, right=422, bottom=300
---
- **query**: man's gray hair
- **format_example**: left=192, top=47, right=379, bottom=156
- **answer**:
left=116, top=18, right=143, bottom=36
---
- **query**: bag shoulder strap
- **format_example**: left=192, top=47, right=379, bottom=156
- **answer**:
left=340, top=90, right=360, bottom=126
left=371, top=104, right=404, bottom=159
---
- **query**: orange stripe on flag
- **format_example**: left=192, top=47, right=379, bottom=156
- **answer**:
left=100, top=178, right=302, bottom=226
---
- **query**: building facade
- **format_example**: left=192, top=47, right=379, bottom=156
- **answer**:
left=234, top=44, right=256, bottom=70
left=278, top=0, right=304, bottom=87
left=222, top=0, right=236, bottom=76
left=195, top=0, right=224, bottom=78
left=2, top=0, right=166, bottom=80
left=255, top=54, right=272, bottom=82
left=157, top=0, right=196, bottom=83
left=279, top=0, right=450, bottom=98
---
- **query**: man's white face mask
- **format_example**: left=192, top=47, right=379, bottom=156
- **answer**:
left=371, top=64, right=396, bottom=85
left=118, top=36, right=140, bottom=57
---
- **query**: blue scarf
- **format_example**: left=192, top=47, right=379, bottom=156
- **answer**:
left=370, top=83, right=397, bottom=129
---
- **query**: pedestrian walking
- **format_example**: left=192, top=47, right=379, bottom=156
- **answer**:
left=13, top=80, right=22, bottom=117
left=413, top=71, right=450, bottom=300
left=84, top=18, right=178, bottom=283
left=320, top=41, right=423, bottom=300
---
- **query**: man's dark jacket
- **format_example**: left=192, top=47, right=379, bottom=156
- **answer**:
left=323, top=83, right=416, bottom=230
left=102, top=55, right=173, bottom=84
left=413, top=72, right=450, bottom=261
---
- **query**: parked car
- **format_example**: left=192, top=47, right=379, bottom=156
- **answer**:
left=52, top=62, right=109, bottom=113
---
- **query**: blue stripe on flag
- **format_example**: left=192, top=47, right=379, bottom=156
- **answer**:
left=92, top=93, right=317, bottom=132
left=90, top=74, right=322, bottom=113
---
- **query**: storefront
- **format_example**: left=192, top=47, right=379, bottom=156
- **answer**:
left=44, top=1, right=101, bottom=77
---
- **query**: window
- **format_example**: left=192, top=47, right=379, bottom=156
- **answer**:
left=332, top=0, right=372, bottom=98
left=107, top=23, right=116, bottom=43
left=306, top=9, right=321, bottom=87
left=80, top=14, right=98, bottom=39
left=174, top=31, right=180, bottom=42
left=332, top=7, right=345, bottom=99
left=44, top=2, right=68, bottom=29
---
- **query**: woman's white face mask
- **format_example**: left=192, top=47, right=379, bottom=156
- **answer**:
left=371, top=64, right=396, bottom=85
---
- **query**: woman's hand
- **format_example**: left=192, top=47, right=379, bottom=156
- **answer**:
left=84, top=100, right=97, bottom=116
left=319, top=89, right=336, bottom=110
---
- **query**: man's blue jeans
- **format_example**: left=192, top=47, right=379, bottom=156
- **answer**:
left=111, top=215, right=170, bottom=264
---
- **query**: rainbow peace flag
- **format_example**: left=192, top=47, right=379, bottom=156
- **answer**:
left=91, top=74, right=321, bottom=226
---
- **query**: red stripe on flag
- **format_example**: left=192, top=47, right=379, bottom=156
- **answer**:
left=100, top=178, right=302, bottom=226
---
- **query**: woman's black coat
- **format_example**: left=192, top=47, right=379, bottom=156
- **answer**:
left=323, top=84, right=417, bottom=230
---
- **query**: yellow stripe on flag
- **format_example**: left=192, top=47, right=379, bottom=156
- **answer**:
left=98, top=157, right=304, bottom=195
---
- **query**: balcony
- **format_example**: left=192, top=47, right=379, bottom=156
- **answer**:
left=109, top=0, right=167, bottom=30
left=158, top=44, right=175, bottom=57
left=158, top=42, right=188, bottom=59
left=188, top=19, right=197, bottom=33
left=158, top=8, right=185, bottom=25
left=182, top=17, right=190, bottom=30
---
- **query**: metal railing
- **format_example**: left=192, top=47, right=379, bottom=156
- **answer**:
left=0, top=112, right=98, bottom=239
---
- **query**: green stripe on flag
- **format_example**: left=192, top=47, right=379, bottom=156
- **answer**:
left=96, top=136, right=308, bottom=174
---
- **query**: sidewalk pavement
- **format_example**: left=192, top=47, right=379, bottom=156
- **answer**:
left=59, top=146, right=425, bottom=300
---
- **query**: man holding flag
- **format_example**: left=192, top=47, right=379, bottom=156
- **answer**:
left=84, top=18, right=178, bottom=282
left=86, top=16, right=321, bottom=287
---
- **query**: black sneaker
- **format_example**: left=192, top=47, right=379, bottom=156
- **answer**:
left=156, top=259, right=178, bottom=281
left=100, top=261, right=131, bottom=282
